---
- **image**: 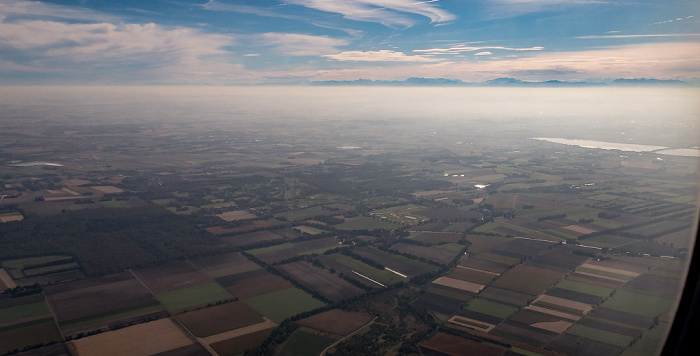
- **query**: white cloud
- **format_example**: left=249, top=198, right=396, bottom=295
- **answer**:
left=475, top=52, right=492, bottom=56
left=272, top=41, right=700, bottom=82
left=323, top=50, right=443, bottom=62
left=257, top=33, right=348, bottom=56
left=414, top=45, right=544, bottom=55
left=0, top=14, right=243, bottom=83
left=0, top=0, right=118, bottom=22
left=286, top=0, right=455, bottom=28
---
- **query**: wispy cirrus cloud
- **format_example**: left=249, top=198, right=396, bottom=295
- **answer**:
left=286, top=0, right=455, bottom=28
left=323, top=50, right=443, bottom=62
left=257, top=33, right=348, bottom=56
left=414, top=45, right=545, bottom=55
left=0, top=3, right=243, bottom=83
left=576, top=33, right=700, bottom=39
left=0, top=0, right=118, bottom=22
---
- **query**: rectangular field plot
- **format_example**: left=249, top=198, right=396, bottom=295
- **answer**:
left=277, top=261, right=365, bottom=302
left=432, top=277, right=484, bottom=294
left=489, top=238, right=555, bottom=259
left=479, top=286, right=535, bottom=307
left=335, top=217, right=402, bottom=231
left=70, top=318, right=195, bottom=356
left=546, top=334, right=624, bottom=356
left=321, top=253, right=405, bottom=286
left=2, top=255, right=77, bottom=280
left=156, top=283, right=233, bottom=312
left=473, top=252, right=521, bottom=267
left=353, top=246, right=439, bottom=277
left=463, top=234, right=510, bottom=254
left=243, top=288, right=325, bottom=324
left=599, top=289, right=676, bottom=318
left=217, top=270, right=294, bottom=299
left=421, top=332, right=506, bottom=356
left=43, top=272, right=158, bottom=324
left=190, top=252, right=261, bottom=279
left=175, top=301, right=264, bottom=337
left=297, top=309, right=372, bottom=337
left=209, top=327, right=274, bottom=356
left=412, top=232, right=462, bottom=244
left=220, top=230, right=285, bottom=248
left=246, top=237, right=340, bottom=265
left=465, top=298, right=518, bottom=319
left=0, top=319, right=63, bottom=355
left=390, top=243, right=460, bottom=265
left=508, top=309, right=572, bottom=333
left=491, top=265, right=566, bottom=296
left=526, top=245, right=591, bottom=272
left=448, top=266, right=497, bottom=285
left=0, top=293, right=51, bottom=324
left=279, top=330, right=335, bottom=356
left=132, top=261, right=215, bottom=294
left=565, top=323, right=635, bottom=348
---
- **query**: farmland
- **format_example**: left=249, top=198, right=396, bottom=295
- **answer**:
left=0, top=91, right=697, bottom=356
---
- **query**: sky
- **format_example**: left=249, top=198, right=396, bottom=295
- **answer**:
left=0, top=0, right=699, bottom=85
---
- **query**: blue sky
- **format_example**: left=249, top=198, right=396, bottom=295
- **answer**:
left=0, top=0, right=698, bottom=84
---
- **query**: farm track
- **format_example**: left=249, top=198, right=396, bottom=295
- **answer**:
left=128, top=269, right=218, bottom=356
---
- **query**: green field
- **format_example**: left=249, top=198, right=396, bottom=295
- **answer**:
left=246, top=243, right=294, bottom=255
left=59, top=302, right=164, bottom=330
left=579, top=235, right=639, bottom=248
left=335, top=218, right=402, bottom=231
left=156, top=283, right=233, bottom=311
left=243, top=288, right=325, bottom=324
left=0, top=320, right=62, bottom=355
left=0, top=301, right=50, bottom=324
left=326, top=253, right=405, bottom=285
left=464, top=298, right=518, bottom=319
left=565, top=324, right=635, bottom=347
left=600, top=289, right=677, bottom=318
left=577, top=267, right=635, bottom=281
left=279, top=330, right=335, bottom=356
left=301, top=245, right=348, bottom=255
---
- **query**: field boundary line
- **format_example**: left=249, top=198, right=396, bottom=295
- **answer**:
left=42, top=290, right=65, bottom=339
left=320, top=316, right=377, bottom=356
left=128, top=269, right=219, bottom=356
left=456, top=265, right=500, bottom=276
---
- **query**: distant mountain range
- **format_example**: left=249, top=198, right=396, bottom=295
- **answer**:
left=310, top=77, right=693, bottom=87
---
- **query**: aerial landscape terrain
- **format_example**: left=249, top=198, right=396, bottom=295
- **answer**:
left=0, top=86, right=698, bottom=356
left=1, top=0, right=699, bottom=355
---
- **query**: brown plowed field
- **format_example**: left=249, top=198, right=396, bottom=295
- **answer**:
left=70, top=318, right=195, bottom=356
left=297, top=309, right=372, bottom=336
left=460, top=257, right=511, bottom=274
left=449, top=267, right=496, bottom=285
left=491, top=265, right=566, bottom=296
left=277, top=261, right=365, bottom=302
left=132, top=261, right=213, bottom=294
left=220, top=230, right=284, bottom=247
left=209, top=327, right=274, bottom=356
left=254, top=237, right=339, bottom=265
left=223, top=273, right=294, bottom=299
left=44, top=273, right=157, bottom=322
left=421, top=332, right=504, bottom=356
left=175, top=302, right=264, bottom=337
left=190, top=252, right=261, bottom=278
